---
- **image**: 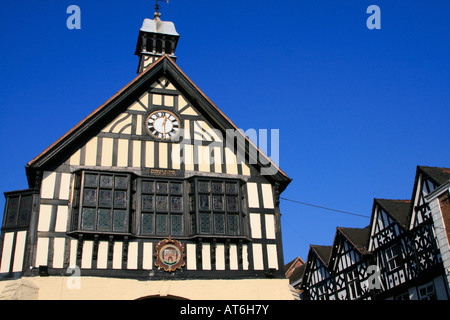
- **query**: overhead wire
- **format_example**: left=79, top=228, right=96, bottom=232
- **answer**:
left=280, top=197, right=371, bottom=219
left=280, top=215, right=311, bottom=246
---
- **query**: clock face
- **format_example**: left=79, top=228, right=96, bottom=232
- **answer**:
left=146, top=110, right=180, bottom=140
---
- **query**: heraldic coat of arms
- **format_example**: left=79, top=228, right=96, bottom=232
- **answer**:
left=154, top=236, right=186, bottom=272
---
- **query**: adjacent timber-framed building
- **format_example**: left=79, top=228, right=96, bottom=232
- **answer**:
left=0, top=11, right=296, bottom=300
left=299, top=166, right=450, bottom=300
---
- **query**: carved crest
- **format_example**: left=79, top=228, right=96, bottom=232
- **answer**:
left=154, top=237, right=185, bottom=272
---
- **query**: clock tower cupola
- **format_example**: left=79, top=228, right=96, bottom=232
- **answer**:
left=135, top=1, right=180, bottom=74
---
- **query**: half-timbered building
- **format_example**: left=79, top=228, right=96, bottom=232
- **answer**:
left=0, top=11, right=296, bottom=300
left=329, top=227, right=372, bottom=300
left=368, top=198, right=424, bottom=299
left=407, top=166, right=450, bottom=299
left=301, top=245, right=334, bottom=300
left=300, top=165, right=450, bottom=300
left=301, top=227, right=371, bottom=300
left=424, top=168, right=450, bottom=294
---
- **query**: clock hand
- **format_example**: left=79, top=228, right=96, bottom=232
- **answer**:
left=162, top=115, right=168, bottom=133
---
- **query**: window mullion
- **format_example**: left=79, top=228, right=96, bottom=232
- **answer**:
left=195, top=178, right=200, bottom=235
left=75, top=173, right=246, bottom=238
left=110, top=183, right=115, bottom=233
left=79, top=172, right=85, bottom=231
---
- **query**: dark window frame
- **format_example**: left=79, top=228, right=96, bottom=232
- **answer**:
left=138, top=178, right=185, bottom=237
left=189, top=177, right=244, bottom=237
left=346, top=268, right=362, bottom=299
left=418, top=281, right=437, bottom=300
left=70, top=171, right=248, bottom=239
left=2, top=189, right=34, bottom=230
left=385, top=243, right=402, bottom=272
left=71, top=170, right=132, bottom=235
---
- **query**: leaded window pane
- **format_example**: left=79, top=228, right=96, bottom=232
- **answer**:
left=114, top=176, right=128, bottom=189
left=212, top=182, right=223, bottom=193
left=190, top=214, right=197, bottom=234
left=199, top=195, right=210, bottom=210
left=97, top=209, right=111, bottom=231
left=18, top=196, right=32, bottom=225
left=142, top=181, right=154, bottom=193
left=156, top=182, right=168, bottom=194
left=141, top=213, right=154, bottom=234
left=171, top=215, right=183, bottom=235
left=200, top=213, right=211, bottom=233
left=156, top=196, right=168, bottom=211
left=100, top=175, right=113, bottom=188
left=171, top=196, right=183, bottom=212
left=225, top=182, right=238, bottom=194
left=83, top=189, right=97, bottom=206
left=156, top=214, right=168, bottom=234
left=114, top=191, right=127, bottom=207
left=142, top=195, right=154, bottom=211
left=228, top=214, right=239, bottom=235
left=82, top=208, right=96, bottom=230
left=189, top=196, right=195, bottom=212
left=84, top=173, right=98, bottom=187
left=198, top=181, right=209, bottom=193
left=214, top=214, right=225, bottom=234
left=170, top=182, right=182, bottom=194
left=113, top=210, right=127, bottom=232
left=212, top=196, right=224, bottom=211
left=99, top=190, right=112, bottom=207
left=226, top=196, right=238, bottom=211
left=72, top=189, right=80, bottom=208
left=6, top=197, right=19, bottom=225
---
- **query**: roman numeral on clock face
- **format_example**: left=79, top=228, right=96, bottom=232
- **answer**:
left=146, top=110, right=181, bottom=140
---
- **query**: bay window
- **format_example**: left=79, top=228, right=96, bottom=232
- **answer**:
left=139, top=179, right=184, bottom=236
left=72, top=171, right=131, bottom=233
left=189, top=178, right=243, bottom=237
left=2, top=190, right=33, bottom=229
left=71, top=170, right=246, bottom=238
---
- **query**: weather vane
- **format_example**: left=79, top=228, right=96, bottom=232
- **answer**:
left=154, top=0, right=169, bottom=14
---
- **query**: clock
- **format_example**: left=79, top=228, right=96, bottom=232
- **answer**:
left=146, top=110, right=180, bottom=140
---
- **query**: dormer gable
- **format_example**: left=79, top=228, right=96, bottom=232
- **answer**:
left=25, top=55, right=291, bottom=192
left=368, top=199, right=410, bottom=251
left=409, top=166, right=450, bottom=228
left=328, top=227, right=370, bottom=273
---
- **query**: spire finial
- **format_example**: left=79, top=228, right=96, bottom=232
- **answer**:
left=154, top=0, right=169, bottom=20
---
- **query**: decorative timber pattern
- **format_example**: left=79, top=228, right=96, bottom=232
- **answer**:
left=0, top=57, right=290, bottom=283
left=300, top=166, right=450, bottom=300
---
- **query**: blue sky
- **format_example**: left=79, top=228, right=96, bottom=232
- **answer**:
left=0, top=1, right=449, bottom=263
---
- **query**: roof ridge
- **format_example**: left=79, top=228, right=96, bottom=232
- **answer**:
left=337, top=226, right=371, bottom=255
left=310, top=245, right=332, bottom=266
left=375, top=198, right=411, bottom=228
left=418, top=165, right=450, bottom=170
left=26, top=55, right=291, bottom=190
left=374, top=198, right=410, bottom=202
left=27, top=55, right=170, bottom=167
